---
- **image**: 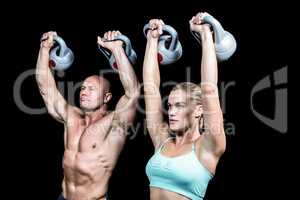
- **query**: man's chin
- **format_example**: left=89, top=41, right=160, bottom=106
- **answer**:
left=80, top=105, right=93, bottom=112
left=80, top=104, right=101, bottom=113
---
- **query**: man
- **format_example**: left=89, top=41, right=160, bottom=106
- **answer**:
left=36, top=31, right=140, bottom=200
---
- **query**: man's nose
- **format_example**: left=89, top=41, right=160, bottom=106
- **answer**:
left=80, top=89, right=89, bottom=96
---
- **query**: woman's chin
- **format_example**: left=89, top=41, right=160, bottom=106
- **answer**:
left=170, top=126, right=182, bottom=133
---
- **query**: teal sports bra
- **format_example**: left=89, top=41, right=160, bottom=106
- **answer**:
left=146, top=137, right=213, bottom=200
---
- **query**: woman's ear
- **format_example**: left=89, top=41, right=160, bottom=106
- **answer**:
left=194, top=104, right=203, bottom=118
left=104, top=92, right=112, bottom=104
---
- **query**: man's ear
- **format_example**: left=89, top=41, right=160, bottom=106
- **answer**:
left=104, top=92, right=112, bottom=104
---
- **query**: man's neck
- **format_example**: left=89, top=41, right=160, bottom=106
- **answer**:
left=84, top=105, right=108, bottom=124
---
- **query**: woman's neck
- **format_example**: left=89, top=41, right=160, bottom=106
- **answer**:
left=174, top=119, right=202, bottom=146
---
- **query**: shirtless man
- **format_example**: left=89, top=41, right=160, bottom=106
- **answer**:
left=36, top=31, right=140, bottom=200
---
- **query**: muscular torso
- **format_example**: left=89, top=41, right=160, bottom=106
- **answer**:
left=61, top=110, right=125, bottom=200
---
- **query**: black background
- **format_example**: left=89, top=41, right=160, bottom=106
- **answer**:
left=5, top=1, right=291, bottom=200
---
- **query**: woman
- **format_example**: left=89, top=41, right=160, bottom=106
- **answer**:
left=143, top=12, right=226, bottom=200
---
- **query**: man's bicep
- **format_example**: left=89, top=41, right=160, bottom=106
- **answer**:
left=114, top=95, right=138, bottom=126
left=40, top=87, right=69, bottom=123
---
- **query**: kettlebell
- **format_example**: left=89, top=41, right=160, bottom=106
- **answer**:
left=143, top=24, right=182, bottom=65
left=191, top=14, right=237, bottom=62
left=49, top=35, right=74, bottom=71
left=98, top=34, right=137, bottom=72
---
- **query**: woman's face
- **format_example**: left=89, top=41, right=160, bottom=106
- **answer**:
left=168, top=89, right=199, bottom=133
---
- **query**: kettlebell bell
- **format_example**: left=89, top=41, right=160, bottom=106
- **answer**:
left=191, top=14, right=237, bottom=62
left=143, top=24, right=182, bottom=65
left=98, top=34, right=137, bottom=72
left=49, top=35, right=74, bottom=71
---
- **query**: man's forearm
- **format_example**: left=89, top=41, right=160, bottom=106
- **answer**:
left=36, top=48, right=56, bottom=93
left=112, top=47, right=139, bottom=98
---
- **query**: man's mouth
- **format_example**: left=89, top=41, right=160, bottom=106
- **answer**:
left=80, top=97, right=89, bottom=102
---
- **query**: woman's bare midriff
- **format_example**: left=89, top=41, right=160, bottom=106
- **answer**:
left=150, top=187, right=191, bottom=200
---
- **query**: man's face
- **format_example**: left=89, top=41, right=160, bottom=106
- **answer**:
left=79, top=76, right=107, bottom=112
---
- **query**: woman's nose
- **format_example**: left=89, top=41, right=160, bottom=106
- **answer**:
left=169, top=107, right=177, bottom=116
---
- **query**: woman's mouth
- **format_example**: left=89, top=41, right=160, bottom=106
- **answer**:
left=169, top=119, right=178, bottom=124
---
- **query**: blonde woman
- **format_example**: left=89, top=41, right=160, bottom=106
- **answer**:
left=143, top=12, right=226, bottom=200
